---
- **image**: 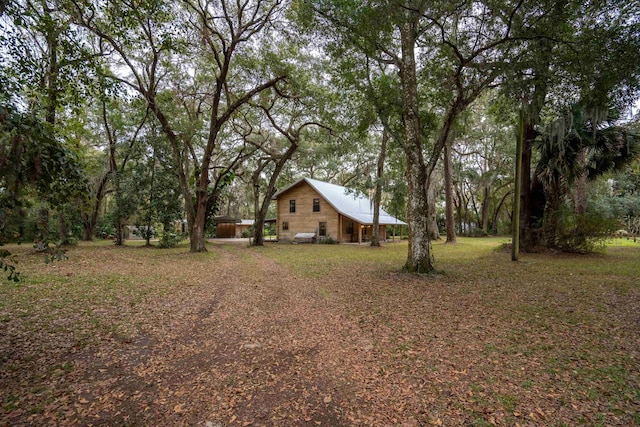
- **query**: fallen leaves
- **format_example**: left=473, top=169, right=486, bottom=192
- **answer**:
left=1, top=241, right=639, bottom=426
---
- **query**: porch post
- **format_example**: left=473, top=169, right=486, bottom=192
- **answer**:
left=358, top=224, right=363, bottom=244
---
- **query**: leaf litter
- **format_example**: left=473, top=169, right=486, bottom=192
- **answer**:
left=0, top=240, right=638, bottom=426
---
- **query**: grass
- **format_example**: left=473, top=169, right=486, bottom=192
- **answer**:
left=1, top=237, right=639, bottom=425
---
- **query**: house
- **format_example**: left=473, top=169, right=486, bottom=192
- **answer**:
left=214, top=217, right=255, bottom=238
left=272, top=178, right=406, bottom=243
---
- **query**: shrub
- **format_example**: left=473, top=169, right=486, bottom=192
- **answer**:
left=95, top=222, right=116, bottom=239
left=134, top=225, right=155, bottom=240
left=318, top=235, right=339, bottom=244
left=158, top=232, right=183, bottom=248
left=553, top=206, right=620, bottom=253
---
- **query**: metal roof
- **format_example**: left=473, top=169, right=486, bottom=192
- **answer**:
left=273, top=178, right=407, bottom=226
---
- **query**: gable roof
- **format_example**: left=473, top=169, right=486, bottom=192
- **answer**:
left=273, top=178, right=407, bottom=226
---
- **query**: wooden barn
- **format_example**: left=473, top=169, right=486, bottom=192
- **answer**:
left=214, top=217, right=255, bottom=238
left=272, top=178, right=406, bottom=243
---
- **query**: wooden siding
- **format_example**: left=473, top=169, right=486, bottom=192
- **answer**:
left=276, top=181, right=389, bottom=243
left=216, top=223, right=236, bottom=238
left=276, top=182, right=340, bottom=241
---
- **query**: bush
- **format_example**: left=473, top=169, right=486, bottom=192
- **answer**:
left=318, top=235, right=339, bottom=244
left=95, top=222, right=116, bottom=240
left=158, top=232, right=183, bottom=248
left=134, top=225, right=155, bottom=240
left=553, top=207, right=620, bottom=253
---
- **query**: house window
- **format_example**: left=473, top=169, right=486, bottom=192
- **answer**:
left=313, top=198, right=320, bottom=212
left=346, top=221, right=354, bottom=234
left=282, top=221, right=289, bottom=231
left=319, top=222, right=327, bottom=237
left=289, top=200, right=296, bottom=213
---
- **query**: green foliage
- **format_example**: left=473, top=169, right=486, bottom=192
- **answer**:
left=0, top=249, right=20, bottom=282
left=318, top=235, right=338, bottom=244
left=133, top=226, right=155, bottom=240
left=94, top=220, right=116, bottom=240
left=534, top=105, right=640, bottom=250
left=110, top=170, right=141, bottom=243
left=0, top=104, right=86, bottom=203
left=589, top=164, right=640, bottom=235
left=42, top=242, right=69, bottom=265
left=158, top=232, right=183, bottom=249
left=548, top=204, right=619, bottom=253
left=205, top=171, right=235, bottom=230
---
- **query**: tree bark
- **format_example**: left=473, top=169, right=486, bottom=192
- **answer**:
left=444, top=133, right=457, bottom=243
left=574, top=147, right=587, bottom=215
left=144, top=95, right=199, bottom=250
left=480, top=184, right=490, bottom=235
left=34, top=207, right=49, bottom=252
left=145, top=147, right=156, bottom=247
left=427, top=177, right=440, bottom=240
left=81, top=214, right=93, bottom=241
left=543, top=184, right=562, bottom=248
left=518, top=122, right=534, bottom=248
left=81, top=170, right=113, bottom=241
left=518, top=59, right=550, bottom=251
left=115, top=220, right=124, bottom=246
left=399, top=21, right=433, bottom=273
left=371, top=128, right=388, bottom=247
left=191, top=190, right=208, bottom=252
left=58, top=210, right=67, bottom=243
left=512, top=109, right=524, bottom=261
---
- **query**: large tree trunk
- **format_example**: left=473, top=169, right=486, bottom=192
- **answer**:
left=444, top=135, right=457, bottom=243
left=190, top=189, right=208, bottom=252
left=512, top=109, right=524, bottom=261
left=455, top=186, right=464, bottom=237
left=34, top=207, right=49, bottom=252
left=574, top=147, right=587, bottom=215
left=58, top=210, right=68, bottom=243
left=427, top=177, right=440, bottom=240
left=252, top=139, right=298, bottom=247
left=518, top=60, right=550, bottom=251
left=45, top=26, right=58, bottom=128
left=81, top=214, right=94, bottom=241
left=399, top=21, right=433, bottom=273
left=81, top=178, right=107, bottom=241
left=252, top=180, right=265, bottom=247
left=519, top=122, right=534, bottom=249
left=146, top=98, right=196, bottom=249
left=543, top=183, right=562, bottom=249
left=371, top=129, right=388, bottom=247
left=115, top=220, right=124, bottom=246
left=481, top=185, right=490, bottom=235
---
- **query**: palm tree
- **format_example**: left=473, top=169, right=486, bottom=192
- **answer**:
left=534, top=105, right=640, bottom=249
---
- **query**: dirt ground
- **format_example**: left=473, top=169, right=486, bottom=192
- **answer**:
left=1, top=240, right=639, bottom=426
